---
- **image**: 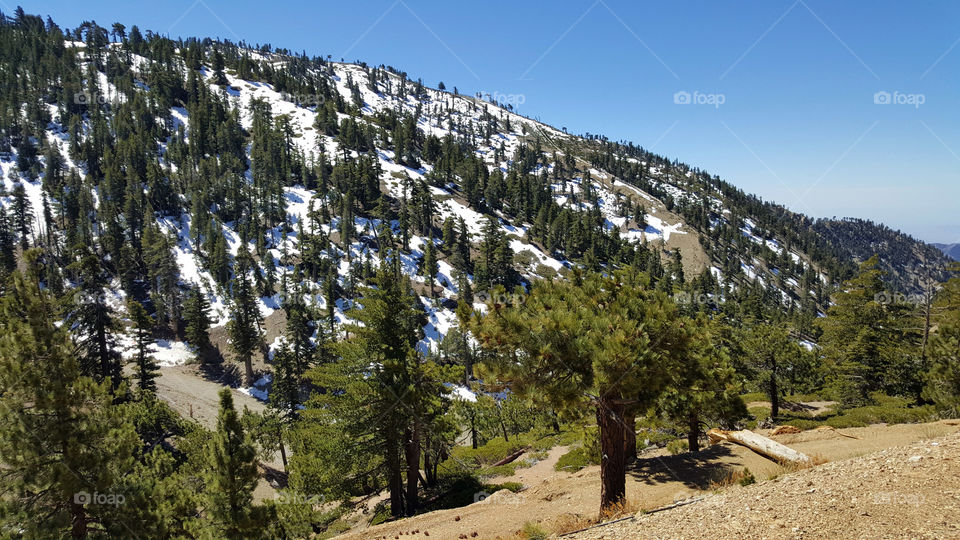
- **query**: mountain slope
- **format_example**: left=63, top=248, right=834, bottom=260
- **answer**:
left=933, top=242, right=960, bottom=261
left=0, top=12, right=951, bottom=387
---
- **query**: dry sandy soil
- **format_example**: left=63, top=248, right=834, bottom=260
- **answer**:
left=573, top=424, right=960, bottom=540
left=156, top=364, right=285, bottom=501
left=339, top=420, right=960, bottom=540
left=156, top=365, right=266, bottom=429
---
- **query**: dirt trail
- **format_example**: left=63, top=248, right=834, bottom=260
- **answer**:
left=573, top=423, right=960, bottom=539
left=156, top=365, right=266, bottom=429
left=489, top=445, right=570, bottom=485
left=156, top=364, right=285, bottom=502
left=338, top=420, right=960, bottom=540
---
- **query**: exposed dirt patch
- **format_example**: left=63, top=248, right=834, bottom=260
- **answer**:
left=746, top=400, right=838, bottom=417
left=572, top=422, right=960, bottom=539
left=337, top=420, right=960, bottom=540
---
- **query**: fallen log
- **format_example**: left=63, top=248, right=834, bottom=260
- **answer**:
left=708, top=428, right=811, bottom=466
left=490, top=448, right=526, bottom=467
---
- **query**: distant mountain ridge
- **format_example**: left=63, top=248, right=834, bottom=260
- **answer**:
left=933, top=243, right=960, bottom=261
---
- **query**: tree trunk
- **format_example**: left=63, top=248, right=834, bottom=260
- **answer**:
left=243, top=356, right=254, bottom=388
left=423, top=431, right=433, bottom=487
left=708, top=428, right=811, bottom=465
left=624, top=410, right=637, bottom=459
left=497, top=405, right=509, bottom=442
left=596, top=399, right=627, bottom=514
left=768, top=358, right=779, bottom=419
left=687, top=411, right=700, bottom=453
left=277, top=426, right=288, bottom=469
left=404, top=424, right=420, bottom=516
left=387, top=435, right=404, bottom=517
left=470, top=415, right=478, bottom=449
left=71, top=499, right=87, bottom=539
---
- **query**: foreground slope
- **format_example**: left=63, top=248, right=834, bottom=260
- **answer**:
left=574, top=426, right=960, bottom=539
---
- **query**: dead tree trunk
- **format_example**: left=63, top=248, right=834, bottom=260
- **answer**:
left=708, top=428, right=811, bottom=465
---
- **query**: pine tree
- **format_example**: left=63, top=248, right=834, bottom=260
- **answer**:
left=422, top=239, right=438, bottom=296
left=300, top=261, right=441, bottom=517
left=441, top=216, right=456, bottom=251
left=924, top=265, right=960, bottom=414
left=228, top=257, right=264, bottom=387
left=657, top=317, right=746, bottom=452
left=205, top=389, right=265, bottom=537
left=183, top=285, right=212, bottom=359
left=817, top=256, right=922, bottom=406
left=10, top=181, right=33, bottom=249
left=740, top=323, right=801, bottom=419
left=128, top=299, right=159, bottom=395
left=472, top=269, right=682, bottom=513
left=0, top=256, right=138, bottom=537
left=67, top=250, right=124, bottom=386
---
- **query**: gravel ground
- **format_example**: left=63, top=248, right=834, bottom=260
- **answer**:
left=572, top=430, right=960, bottom=540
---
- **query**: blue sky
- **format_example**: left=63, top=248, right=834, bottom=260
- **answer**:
left=16, top=0, right=960, bottom=243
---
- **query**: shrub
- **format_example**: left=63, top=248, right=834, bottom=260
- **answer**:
left=666, top=439, right=689, bottom=455
left=521, top=521, right=549, bottom=540
left=554, top=446, right=597, bottom=472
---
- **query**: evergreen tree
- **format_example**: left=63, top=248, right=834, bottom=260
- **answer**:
left=422, top=238, right=438, bottom=296
left=228, top=257, right=264, bottom=387
left=0, top=257, right=138, bottom=537
left=472, top=270, right=682, bottom=513
left=740, top=323, right=800, bottom=419
left=297, top=261, right=442, bottom=518
left=205, top=389, right=265, bottom=537
left=67, top=250, right=124, bottom=386
left=924, top=265, right=960, bottom=414
left=657, top=317, right=746, bottom=453
left=817, top=256, right=922, bottom=406
left=183, top=285, right=212, bottom=359
left=10, top=181, right=33, bottom=249
left=128, top=299, right=159, bottom=395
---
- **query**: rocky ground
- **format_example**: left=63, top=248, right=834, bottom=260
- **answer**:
left=334, top=420, right=960, bottom=539
left=573, top=427, right=960, bottom=540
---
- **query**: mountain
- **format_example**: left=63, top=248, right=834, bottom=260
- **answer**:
left=0, top=11, right=950, bottom=358
left=933, top=243, right=960, bottom=261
